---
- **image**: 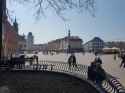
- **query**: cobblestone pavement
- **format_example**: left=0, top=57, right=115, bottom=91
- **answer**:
left=32, top=52, right=125, bottom=87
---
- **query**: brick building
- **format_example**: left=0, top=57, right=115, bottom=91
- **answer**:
left=3, top=19, right=18, bottom=57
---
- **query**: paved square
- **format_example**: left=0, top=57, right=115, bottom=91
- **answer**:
left=33, top=52, right=125, bottom=87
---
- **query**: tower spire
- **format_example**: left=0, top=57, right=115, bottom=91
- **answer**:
left=3, top=0, right=7, bottom=20
left=13, top=17, right=18, bottom=34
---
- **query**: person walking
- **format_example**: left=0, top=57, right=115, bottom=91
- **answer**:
left=88, top=61, right=97, bottom=82
left=94, top=56, right=102, bottom=65
left=33, top=55, right=39, bottom=70
left=71, top=53, right=77, bottom=68
left=68, top=53, right=77, bottom=70
left=88, top=59, right=106, bottom=89
left=68, top=55, right=72, bottom=70
left=120, top=54, right=125, bottom=68
left=33, top=55, right=39, bottom=64
left=95, top=64, right=106, bottom=85
left=36, top=55, right=39, bottom=70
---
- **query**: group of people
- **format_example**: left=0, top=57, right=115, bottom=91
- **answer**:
left=88, top=56, right=106, bottom=85
left=7, top=54, right=39, bottom=69
left=68, top=53, right=77, bottom=69
left=112, top=52, right=125, bottom=69
left=67, top=53, right=106, bottom=86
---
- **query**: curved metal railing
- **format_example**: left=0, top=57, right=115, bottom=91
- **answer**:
left=36, top=60, right=125, bottom=93
left=102, top=75, right=125, bottom=93
left=1, top=59, right=125, bottom=93
left=19, top=60, right=125, bottom=93
left=33, top=60, right=88, bottom=78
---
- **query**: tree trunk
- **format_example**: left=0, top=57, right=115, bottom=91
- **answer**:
left=0, top=0, right=3, bottom=60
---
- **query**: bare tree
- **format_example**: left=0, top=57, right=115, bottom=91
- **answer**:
left=0, top=0, right=96, bottom=59
left=11, top=0, right=96, bottom=20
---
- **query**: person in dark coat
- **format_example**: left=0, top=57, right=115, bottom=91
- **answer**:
left=120, top=54, right=125, bottom=68
left=88, top=59, right=106, bottom=85
left=95, top=65, right=106, bottom=85
left=33, top=55, right=39, bottom=64
left=94, top=52, right=98, bottom=56
left=94, top=56, right=102, bottom=65
left=68, top=56, right=72, bottom=70
left=19, top=55, right=25, bottom=69
left=33, top=55, right=39, bottom=70
left=88, top=61, right=97, bottom=82
left=71, top=53, right=77, bottom=68
left=68, top=53, right=77, bottom=69
left=9, top=56, right=15, bottom=69
left=36, top=55, right=39, bottom=65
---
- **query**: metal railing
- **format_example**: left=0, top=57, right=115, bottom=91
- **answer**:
left=102, top=75, right=125, bottom=93
left=0, top=59, right=125, bottom=93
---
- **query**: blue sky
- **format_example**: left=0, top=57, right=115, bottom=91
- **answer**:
left=7, top=0, right=125, bottom=44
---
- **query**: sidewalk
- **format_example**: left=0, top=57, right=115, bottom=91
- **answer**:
left=30, top=52, right=125, bottom=87
left=75, top=53, right=125, bottom=87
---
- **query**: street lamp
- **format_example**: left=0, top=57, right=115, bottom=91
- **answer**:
left=68, top=29, right=71, bottom=53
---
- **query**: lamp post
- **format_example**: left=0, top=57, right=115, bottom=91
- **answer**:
left=68, top=29, right=71, bottom=53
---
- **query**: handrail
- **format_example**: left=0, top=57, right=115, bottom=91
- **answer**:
left=37, top=60, right=125, bottom=93
left=103, top=74, right=125, bottom=93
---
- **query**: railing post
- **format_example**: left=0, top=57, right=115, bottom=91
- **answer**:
left=50, top=64, right=53, bottom=71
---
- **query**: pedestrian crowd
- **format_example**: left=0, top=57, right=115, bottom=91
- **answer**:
left=67, top=53, right=106, bottom=87
left=88, top=56, right=106, bottom=87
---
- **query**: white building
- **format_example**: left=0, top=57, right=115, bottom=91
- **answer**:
left=84, top=37, right=105, bottom=52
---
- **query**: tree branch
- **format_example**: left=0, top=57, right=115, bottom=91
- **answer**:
left=11, top=0, right=96, bottom=20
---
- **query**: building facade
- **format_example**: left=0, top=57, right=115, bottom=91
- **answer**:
left=47, top=31, right=83, bottom=53
left=105, top=41, right=125, bottom=51
left=32, top=44, right=48, bottom=52
left=3, top=19, right=18, bottom=57
left=84, top=37, right=105, bottom=53
left=2, top=0, right=28, bottom=57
